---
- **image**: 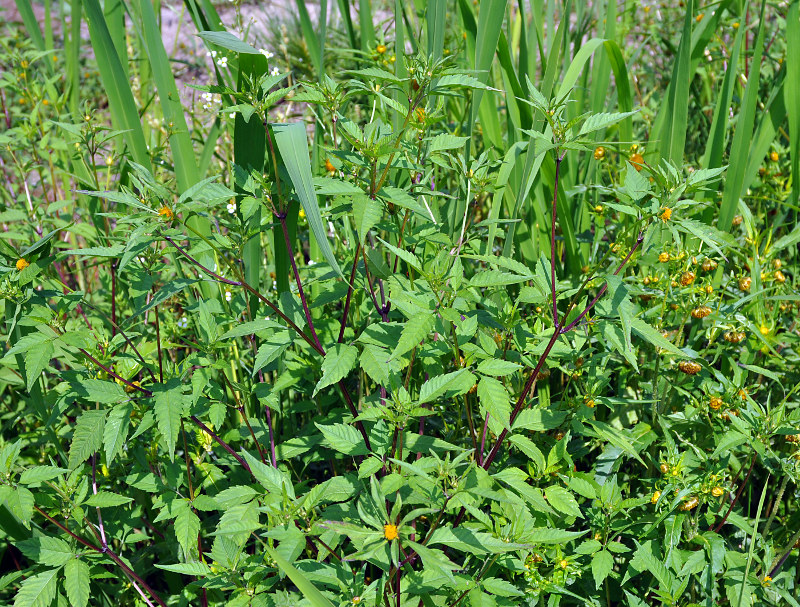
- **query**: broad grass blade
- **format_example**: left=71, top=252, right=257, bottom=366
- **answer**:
left=83, top=0, right=150, bottom=168
left=272, top=123, right=343, bottom=278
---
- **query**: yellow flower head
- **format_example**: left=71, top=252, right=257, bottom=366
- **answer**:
left=376, top=44, right=387, bottom=54
left=660, top=207, right=672, bottom=222
left=158, top=206, right=174, bottom=221
left=16, top=258, right=29, bottom=271
left=324, top=158, right=335, bottom=173
left=383, top=524, right=398, bottom=541
left=299, top=208, right=306, bottom=220
left=593, top=146, right=605, bottom=160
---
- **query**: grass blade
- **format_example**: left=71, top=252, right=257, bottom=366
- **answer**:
left=719, top=0, right=768, bottom=232
left=265, top=545, right=334, bottom=607
left=785, top=1, right=800, bottom=207
left=654, top=0, right=693, bottom=165
left=134, top=0, right=200, bottom=192
left=426, top=0, right=446, bottom=60
left=272, top=123, right=343, bottom=278
left=13, top=0, right=45, bottom=51
left=83, top=0, right=150, bottom=168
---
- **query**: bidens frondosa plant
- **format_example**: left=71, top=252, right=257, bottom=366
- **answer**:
left=1, top=1, right=799, bottom=607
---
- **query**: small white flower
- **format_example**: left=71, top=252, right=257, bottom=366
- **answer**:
left=225, top=290, right=232, bottom=302
left=229, top=112, right=235, bottom=119
left=206, top=50, right=217, bottom=58
left=259, top=49, right=274, bottom=59
left=217, top=56, right=228, bottom=68
left=272, top=280, right=277, bottom=290
left=308, top=259, right=316, bottom=266
left=227, top=202, right=237, bottom=214
left=270, top=66, right=280, bottom=76
left=178, top=316, right=188, bottom=329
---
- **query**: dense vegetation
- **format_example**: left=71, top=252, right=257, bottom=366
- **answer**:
left=1, top=0, right=799, bottom=605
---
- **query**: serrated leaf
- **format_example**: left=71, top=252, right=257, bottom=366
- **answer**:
left=360, top=345, right=389, bottom=385
left=482, top=577, right=524, bottom=597
left=155, top=562, right=212, bottom=575
left=631, top=318, right=688, bottom=357
left=153, top=380, right=185, bottom=462
left=314, top=344, right=358, bottom=396
left=13, top=569, right=58, bottom=607
left=103, top=402, right=131, bottom=464
left=477, top=376, right=511, bottom=432
left=315, top=423, right=369, bottom=456
left=18, top=466, right=69, bottom=485
left=352, top=195, right=382, bottom=243
left=85, top=491, right=133, bottom=507
left=5, top=486, right=34, bottom=527
left=419, top=370, right=475, bottom=404
left=578, top=111, right=638, bottom=136
left=591, top=550, right=614, bottom=589
left=241, top=450, right=294, bottom=498
left=476, top=359, right=522, bottom=377
left=23, top=339, right=53, bottom=393
left=544, top=485, right=583, bottom=518
left=68, top=410, right=106, bottom=470
left=64, top=559, right=90, bottom=607
left=390, top=310, right=434, bottom=361
left=428, top=133, right=470, bottom=153
left=174, top=505, right=201, bottom=558
left=375, top=237, right=422, bottom=272
left=469, top=270, right=531, bottom=287
left=72, top=379, right=127, bottom=404
left=624, top=163, right=651, bottom=200
left=17, top=537, right=73, bottom=567
left=252, top=330, right=292, bottom=375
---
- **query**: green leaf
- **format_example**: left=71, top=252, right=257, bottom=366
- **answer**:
left=360, top=345, right=390, bottom=385
left=17, top=537, right=73, bottom=567
left=153, top=381, right=185, bottom=462
left=252, top=330, right=292, bottom=375
left=155, top=562, right=212, bottom=575
left=272, top=123, right=342, bottom=277
left=83, top=0, right=149, bottom=167
left=103, top=402, right=132, bottom=464
left=624, top=163, right=651, bottom=201
left=477, top=376, right=511, bottom=432
left=23, top=338, right=53, bottom=393
left=128, top=279, right=198, bottom=323
left=241, top=450, right=294, bottom=498
left=84, top=491, right=133, bottom=508
left=428, top=133, right=471, bottom=153
left=18, top=466, right=69, bottom=485
left=476, top=359, right=522, bottom=377
left=544, top=485, right=583, bottom=518
left=264, top=544, right=335, bottom=607
left=578, top=111, right=638, bottom=137
left=316, top=423, right=369, bottom=456
left=591, top=550, right=614, bottom=589
left=197, top=30, right=260, bottom=54
left=13, top=568, right=58, bottom=607
left=419, top=370, right=475, bottom=404
left=390, top=310, right=434, bottom=361
left=64, top=559, right=90, bottom=607
left=5, top=486, right=34, bottom=527
left=352, top=195, right=382, bottom=243
left=68, top=409, right=106, bottom=470
left=73, top=379, right=127, bottom=404
left=376, top=237, right=422, bottom=272
left=314, top=344, right=358, bottom=396
left=470, top=270, right=531, bottom=287
left=174, top=505, right=201, bottom=558
left=482, top=577, right=524, bottom=597
left=631, top=318, right=688, bottom=358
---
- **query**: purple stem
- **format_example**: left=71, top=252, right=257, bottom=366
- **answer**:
left=278, top=213, right=323, bottom=351
left=337, top=242, right=362, bottom=343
